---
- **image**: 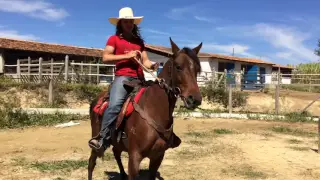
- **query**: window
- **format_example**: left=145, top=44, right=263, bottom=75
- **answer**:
left=218, top=62, right=234, bottom=72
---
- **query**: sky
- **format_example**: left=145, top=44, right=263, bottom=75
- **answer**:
left=0, top=0, right=319, bottom=66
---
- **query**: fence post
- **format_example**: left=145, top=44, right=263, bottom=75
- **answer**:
left=89, top=64, right=92, bottom=84
left=80, top=61, right=84, bottom=82
left=48, top=77, right=53, bottom=104
left=64, top=55, right=69, bottom=83
left=224, top=69, right=227, bottom=90
left=228, top=84, right=232, bottom=114
left=17, top=59, right=21, bottom=82
left=50, top=58, right=54, bottom=80
left=71, top=60, right=75, bottom=83
left=38, top=57, right=43, bottom=83
left=96, top=62, right=100, bottom=84
left=27, top=57, right=31, bottom=82
left=275, top=71, right=280, bottom=115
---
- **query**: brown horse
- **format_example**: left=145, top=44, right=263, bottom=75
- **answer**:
left=88, top=38, right=203, bottom=180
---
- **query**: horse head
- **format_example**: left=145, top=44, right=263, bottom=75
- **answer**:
left=159, top=37, right=203, bottom=109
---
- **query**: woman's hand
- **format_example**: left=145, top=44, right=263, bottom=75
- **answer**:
left=125, top=50, right=138, bottom=59
left=151, top=62, right=160, bottom=71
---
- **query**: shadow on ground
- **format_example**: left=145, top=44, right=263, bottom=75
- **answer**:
left=311, top=148, right=319, bottom=153
left=105, top=169, right=164, bottom=180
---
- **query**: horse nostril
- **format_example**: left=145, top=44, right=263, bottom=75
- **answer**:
left=188, top=95, right=201, bottom=107
left=187, top=95, right=194, bottom=102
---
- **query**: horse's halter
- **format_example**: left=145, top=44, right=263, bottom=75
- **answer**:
left=157, top=58, right=181, bottom=99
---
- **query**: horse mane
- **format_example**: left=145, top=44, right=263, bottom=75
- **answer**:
left=179, top=47, right=202, bottom=73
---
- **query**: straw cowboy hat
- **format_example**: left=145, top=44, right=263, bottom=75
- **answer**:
left=108, top=7, right=143, bottom=25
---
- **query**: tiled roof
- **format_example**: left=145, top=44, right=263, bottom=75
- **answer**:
left=272, top=64, right=294, bottom=69
left=138, top=44, right=275, bottom=65
left=0, top=37, right=275, bottom=65
left=0, top=37, right=102, bottom=57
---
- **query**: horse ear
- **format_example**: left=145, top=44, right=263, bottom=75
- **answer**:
left=192, top=42, right=202, bottom=54
left=169, top=37, right=180, bottom=55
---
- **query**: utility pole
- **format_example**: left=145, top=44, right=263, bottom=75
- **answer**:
left=232, top=48, right=234, bottom=56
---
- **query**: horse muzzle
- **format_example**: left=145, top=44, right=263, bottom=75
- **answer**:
left=181, top=95, right=202, bottom=109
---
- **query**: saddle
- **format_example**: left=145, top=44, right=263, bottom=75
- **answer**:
left=92, top=79, right=180, bottom=149
left=93, top=79, right=152, bottom=135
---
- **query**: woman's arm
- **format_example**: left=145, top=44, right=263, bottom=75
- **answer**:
left=102, top=45, right=136, bottom=62
left=141, top=50, right=159, bottom=70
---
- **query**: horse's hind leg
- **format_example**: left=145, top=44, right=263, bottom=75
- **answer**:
left=88, top=150, right=98, bottom=180
left=112, top=146, right=127, bottom=179
left=148, top=153, right=165, bottom=180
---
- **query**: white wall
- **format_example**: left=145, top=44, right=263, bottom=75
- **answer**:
left=200, top=57, right=277, bottom=85
left=143, top=51, right=169, bottom=81
left=141, top=51, right=280, bottom=86
left=282, top=77, right=291, bottom=84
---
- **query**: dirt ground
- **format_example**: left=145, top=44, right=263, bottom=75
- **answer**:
left=2, top=87, right=319, bottom=116
left=197, top=89, right=320, bottom=116
left=0, top=117, right=320, bottom=180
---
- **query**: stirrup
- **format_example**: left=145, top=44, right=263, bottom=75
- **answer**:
left=88, top=138, right=104, bottom=151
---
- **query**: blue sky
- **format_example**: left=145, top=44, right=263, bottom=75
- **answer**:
left=0, top=0, right=319, bottom=65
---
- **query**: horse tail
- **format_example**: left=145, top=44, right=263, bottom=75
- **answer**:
left=89, top=98, right=97, bottom=122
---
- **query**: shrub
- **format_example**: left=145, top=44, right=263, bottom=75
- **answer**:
left=56, top=83, right=105, bottom=102
left=0, top=77, right=107, bottom=107
left=200, top=81, right=248, bottom=108
left=0, top=95, right=87, bottom=129
left=284, top=111, right=313, bottom=122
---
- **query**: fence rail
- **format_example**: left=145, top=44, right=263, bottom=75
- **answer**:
left=2, top=57, right=320, bottom=119
left=3, top=56, right=320, bottom=88
left=4, top=56, right=115, bottom=84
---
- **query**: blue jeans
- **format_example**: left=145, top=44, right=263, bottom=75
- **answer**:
left=99, top=76, right=137, bottom=140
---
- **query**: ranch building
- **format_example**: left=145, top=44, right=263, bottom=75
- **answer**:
left=0, top=37, right=293, bottom=88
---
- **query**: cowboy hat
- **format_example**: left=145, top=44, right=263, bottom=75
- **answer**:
left=108, top=7, right=143, bottom=25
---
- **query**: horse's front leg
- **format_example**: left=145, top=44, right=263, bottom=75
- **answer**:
left=112, top=146, right=127, bottom=179
left=148, top=152, right=165, bottom=180
left=128, top=151, right=143, bottom=180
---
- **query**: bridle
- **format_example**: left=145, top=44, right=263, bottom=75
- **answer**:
left=131, top=51, right=183, bottom=144
left=133, top=51, right=181, bottom=98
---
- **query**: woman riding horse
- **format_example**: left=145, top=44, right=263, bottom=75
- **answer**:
left=88, top=7, right=181, bottom=152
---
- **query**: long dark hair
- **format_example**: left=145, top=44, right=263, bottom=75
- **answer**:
left=116, top=20, right=144, bottom=44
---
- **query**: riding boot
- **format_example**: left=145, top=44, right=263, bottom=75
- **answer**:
left=88, top=131, right=111, bottom=152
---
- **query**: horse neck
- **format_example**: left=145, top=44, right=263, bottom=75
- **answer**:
left=141, top=82, right=177, bottom=129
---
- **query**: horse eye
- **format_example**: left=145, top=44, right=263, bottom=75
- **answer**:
left=175, top=65, right=182, bottom=71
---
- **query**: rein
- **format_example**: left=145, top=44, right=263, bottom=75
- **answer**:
left=130, top=50, right=180, bottom=143
left=133, top=51, right=181, bottom=98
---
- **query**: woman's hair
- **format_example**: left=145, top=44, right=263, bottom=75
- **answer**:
left=116, top=20, right=144, bottom=44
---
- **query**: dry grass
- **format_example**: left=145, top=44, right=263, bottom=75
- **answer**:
left=0, top=117, right=319, bottom=180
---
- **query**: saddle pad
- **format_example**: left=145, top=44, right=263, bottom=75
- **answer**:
left=125, top=87, right=146, bottom=117
left=93, top=97, right=109, bottom=116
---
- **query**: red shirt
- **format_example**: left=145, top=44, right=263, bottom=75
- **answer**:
left=106, top=35, right=145, bottom=79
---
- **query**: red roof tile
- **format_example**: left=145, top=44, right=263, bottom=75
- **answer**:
left=0, top=37, right=274, bottom=65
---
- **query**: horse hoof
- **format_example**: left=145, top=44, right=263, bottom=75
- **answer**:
left=121, top=173, right=128, bottom=180
left=171, top=135, right=181, bottom=148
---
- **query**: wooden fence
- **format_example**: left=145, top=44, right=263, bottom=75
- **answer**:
left=4, top=55, right=115, bottom=84
left=3, top=56, right=320, bottom=89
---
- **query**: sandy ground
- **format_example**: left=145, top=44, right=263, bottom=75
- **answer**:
left=0, top=118, right=320, bottom=180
